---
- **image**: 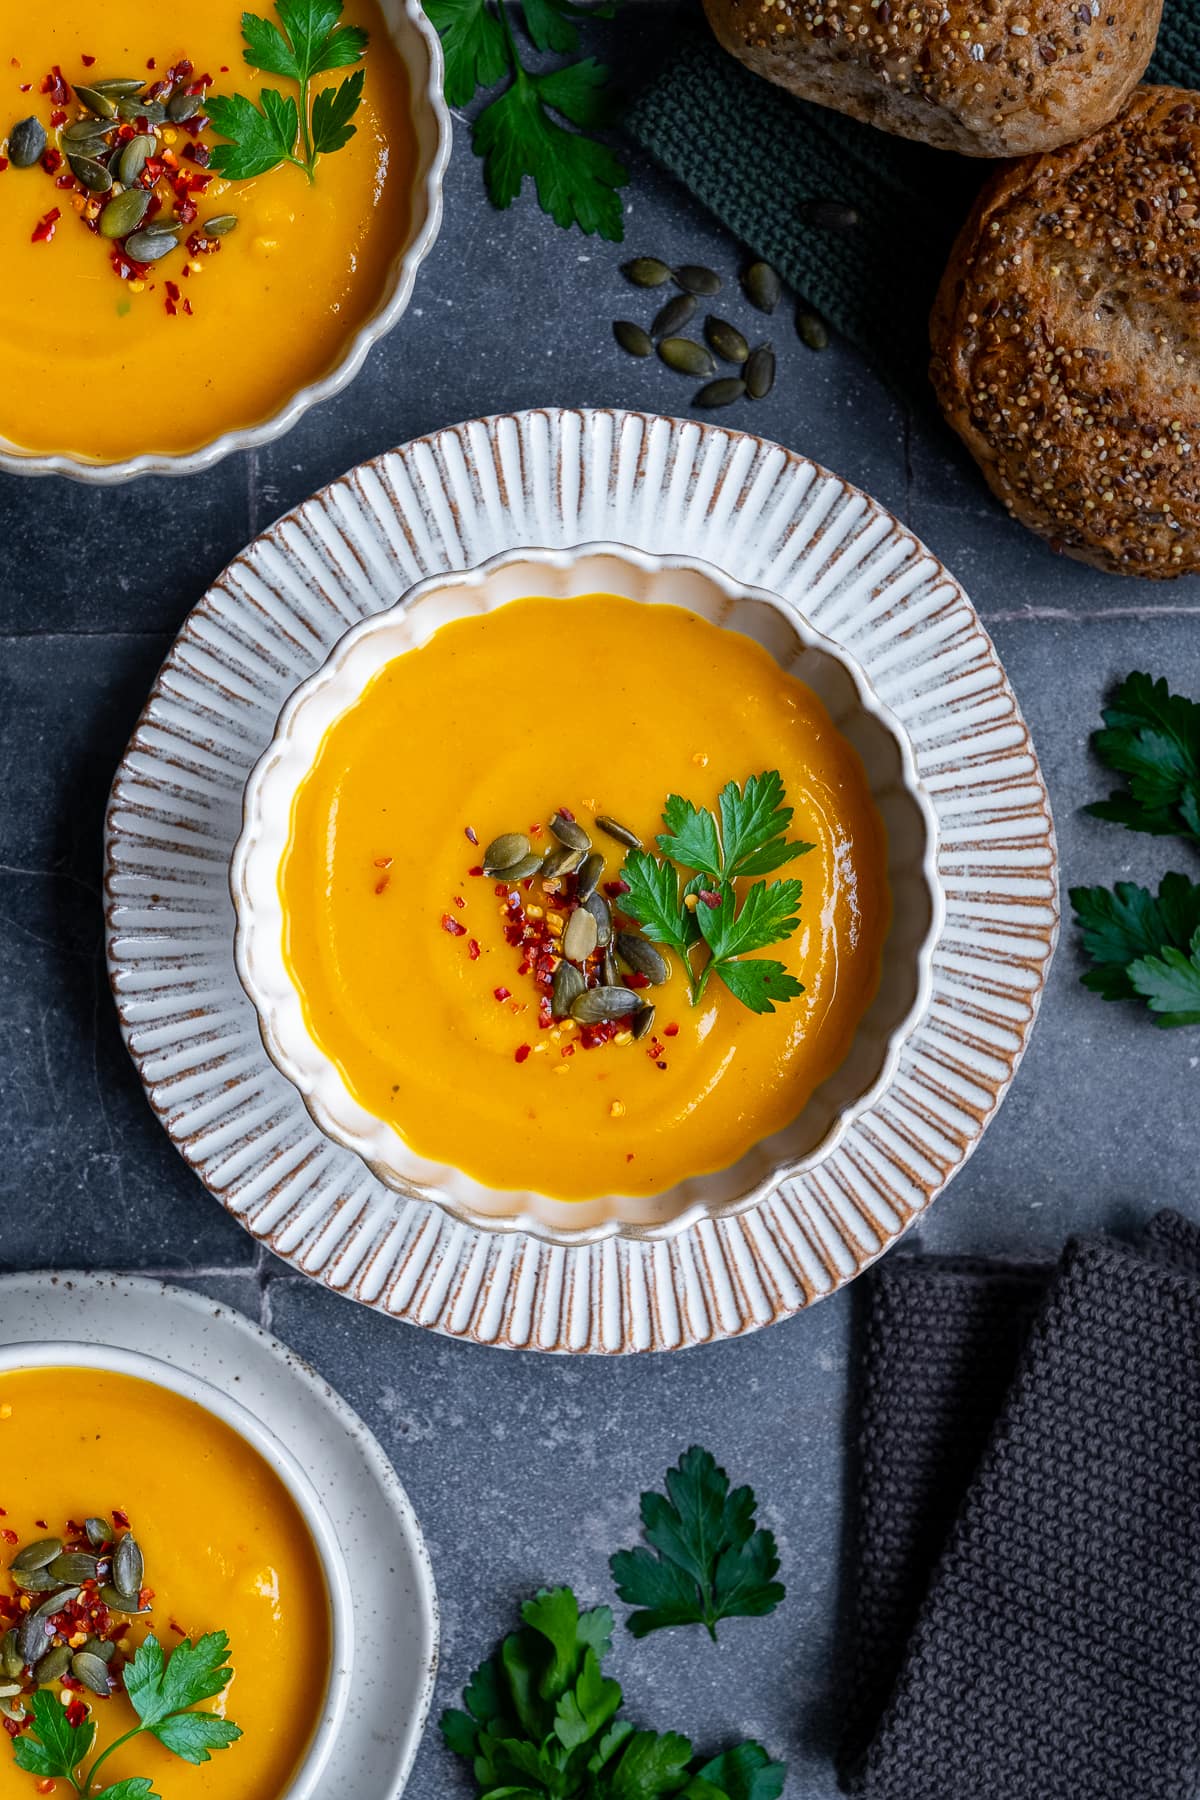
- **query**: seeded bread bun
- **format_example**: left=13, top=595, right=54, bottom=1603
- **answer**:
left=930, top=86, right=1200, bottom=577
left=701, top=0, right=1161, bottom=157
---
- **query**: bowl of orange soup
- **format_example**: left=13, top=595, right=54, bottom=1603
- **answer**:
left=232, top=543, right=942, bottom=1239
left=0, top=1342, right=353, bottom=1800
left=0, top=0, right=447, bottom=480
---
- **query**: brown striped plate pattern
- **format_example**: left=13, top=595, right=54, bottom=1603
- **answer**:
left=104, top=409, right=1059, bottom=1353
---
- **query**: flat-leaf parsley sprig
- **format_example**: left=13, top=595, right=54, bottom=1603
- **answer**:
left=610, top=1446, right=786, bottom=1642
left=1086, top=670, right=1200, bottom=842
left=427, top=0, right=629, bottom=239
left=620, top=771, right=814, bottom=1014
left=208, top=0, right=369, bottom=184
left=1071, top=873, right=1200, bottom=1028
left=11, top=1633, right=241, bottom=1799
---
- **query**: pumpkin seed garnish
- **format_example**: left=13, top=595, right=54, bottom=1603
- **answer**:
left=602, top=946, right=620, bottom=986
left=797, top=310, right=829, bottom=351
left=34, top=1646, right=73, bottom=1686
left=0, top=1631, right=22, bottom=1680
left=613, top=319, right=653, bottom=358
left=659, top=336, right=716, bottom=379
left=49, top=1552, right=98, bottom=1584
left=615, top=932, right=669, bottom=985
left=118, top=97, right=167, bottom=125
left=695, top=377, right=746, bottom=409
left=86, top=1637, right=117, bottom=1664
left=124, top=227, right=179, bottom=263
left=584, top=891, right=613, bottom=947
left=543, top=844, right=585, bottom=879
left=112, top=1533, right=143, bottom=1599
left=10, top=1568, right=61, bottom=1594
left=482, top=831, right=530, bottom=876
left=571, top=986, right=640, bottom=1024
left=551, top=961, right=586, bottom=1019
left=167, top=90, right=203, bottom=122
left=99, top=187, right=152, bottom=240
left=632, top=1002, right=656, bottom=1041
left=651, top=291, right=696, bottom=339
left=7, top=116, right=46, bottom=168
left=11, top=1538, right=62, bottom=1574
left=595, top=816, right=643, bottom=852
left=621, top=256, right=673, bottom=287
left=16, top=1616, right=51, bottom=1667
left=743, top=260, right=782, bottom=313
left=73, top=85, right=119, bottom=120
left=203, top=213, right=239, bottom=237
left=576, top=851, right=604, bottom=903
left=704, top=316, right=749, bottom=364
left=549, top=811, right=590, bottom=853
left=500, top=850, right=544, bottom=882
left=33, top=1588, right=79, bottom=1621
left=68, top=154, right=114, bottom=195
left=745, top=344, right=776, bottom=400
left=70, top=1651, right=112, bottom=1697
left=85, top=1518, right=112, bottom=1549
left=117, top=133, right=157, bottom=187
left=100, top=1583, right=149, bottom=1615
left=562, top=907, right=598, bottom=964
left=91, top=77, right=149, bottom=97
left=674, top=263, right=721, bottom=296
left=62, top=118, right=114, bottom=147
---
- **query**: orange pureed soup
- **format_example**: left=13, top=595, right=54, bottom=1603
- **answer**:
left=0, top=1368, right=331, bottom=1800
left=0, top=1, right=416, bottom=460
left=280, top=594, right=892, bottom=1200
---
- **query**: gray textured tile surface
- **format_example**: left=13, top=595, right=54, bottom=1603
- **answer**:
left=1, top=9, right=1199, bottom=1796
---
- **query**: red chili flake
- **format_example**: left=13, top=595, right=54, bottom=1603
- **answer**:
left=182, top=298, right=193, bottom=315
left=33, top=1519, right=47, bottom=1530
left=146, top=57, right=157, bottom=68
left=0, top=1529, right=16, bottom=1545
left=514, top=1044, right=531, bottom=1064
left=530, top=822, right=543, bottom=837
left=557, top=806, right=576, bottom=821
left=657, top=1060, right=668, bottom=1070
left=65, top=1701, right=87, bottom=1728
left=374, top=875, right=390, bottom=895
left=373, top=856, right=393, bottom=869
left=605, top=880, right=630, bottom=898
left=81, top=53, right=96, bottom=66
left=464, top=825, right=478, bottom=845
left=626, top=971, right=650, bottom=990
left=494, top=987, right=511, bottom=1002
left=183, top=141, right=211, bottom=167
left=664, top=1022, right=679, bottom=1036
left=113, top=1510, right=131, bottom=1528
left=40, top=147, right=62, bottom=174
left=169, top=1618, right=186, bottom=1636
left=467, top=864, right=483, bottom=878
left=3, top=1718, right=20, bottom=1739
left=54, top=172, right=74, bottom=189
left=467, top=938, right=480, bottom=961
left=165, top=279, right=181, bottom=302
left=40, top=66, right=69, bottom=104
left=538, top=997, right=553, bottom=1029
left=18, top=84, right=31, bottom=93
left=626, top=1152, right=635, bottom=1161
left=452, top=895, right=465, bottom=909
left=49, top=108, right=66, bottom=127
left=0, top=158, right=9, bottom=173
left=698, top=889, right=722, bottom=908
left=561, top=1043, right=575, bottom=1058
left=441, top=914, right=467, bottom=937
left=175, top=198, right=197, bottom=225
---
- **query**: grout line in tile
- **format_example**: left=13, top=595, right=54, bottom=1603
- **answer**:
left=978, top=604, right=1200, bottom=623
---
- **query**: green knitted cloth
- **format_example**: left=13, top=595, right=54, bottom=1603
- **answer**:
left=625, top=8, right=1200, bottom=389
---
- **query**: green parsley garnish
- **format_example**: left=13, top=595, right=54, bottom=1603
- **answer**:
left=1086, top=670, right=1200, bottom=841
left=610, top=1446, right=786, bottom=1642
left=11, top=1633, right=241, bottom=1799
left=1071, top=873, right=1200, bottom=1028
left=620, top=772, right=813, bottom=1014
left=208, top=0, right=369, bottom=184
left=426, top=0, right=628, bottom=239
left=441, top=1583, right=785, bottom=1798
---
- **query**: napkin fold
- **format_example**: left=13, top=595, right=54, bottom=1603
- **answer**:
left=839, top=1212, right=1200, bottom=1799
left=625, top=11, right=1200, bottom=391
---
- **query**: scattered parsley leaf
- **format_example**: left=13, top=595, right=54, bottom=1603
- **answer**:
left=1087, top=671, right=1200, bottom=841
left=210, top=0, right=368, bottom=182
left=441, top=1578, right=786, bottom=1797
left=429, top=0, right=628, bottom=238
left=1071, top=874, right=1200, bottom=1026
left=12, top=1691, right=95, bottom=1780
left=610, top=1447, right=785, bottom=1641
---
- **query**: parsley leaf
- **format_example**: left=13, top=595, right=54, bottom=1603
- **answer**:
left=610, top=1447, right=785, bottom=1641
left=1071, top=874, right=1200, bottom=1026
left=124, top=1631, right=236, bottom=1726
left=94, top=1785, right=160, bottom=1800
left=1087, top=671, right=1200, bottom=841
left=713, top=958, right=803, bottom=1015
left=12, top=1690, right=95, bottom=1780
left=441, top=1577, right=786, bottom=1797
left=696, top=880, right=803, bottom=962
left=210, top=0, right=368, bottom=182
left=658, top=794, right=723, bottom=881
left=718, top=770, right=814, bottom=878
left=621, top=850, right=696, bottom=964
left=429, top=0, right=628, bottom=239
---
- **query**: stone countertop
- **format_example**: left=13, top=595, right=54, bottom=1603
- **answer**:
left=1, top=8, right=1198, bottom=1796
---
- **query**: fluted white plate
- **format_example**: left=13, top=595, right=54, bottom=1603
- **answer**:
left=104, top=409, right=1059, bottom=1353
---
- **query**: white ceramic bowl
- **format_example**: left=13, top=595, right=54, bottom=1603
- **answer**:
left=0, top=0, right=449, bottom=484
left=0, top=1340, right=355, bottom=1800
left=231, top=541, right=943, bottom=1242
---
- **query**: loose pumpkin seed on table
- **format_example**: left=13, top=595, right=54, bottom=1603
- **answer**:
left=704, top=316, right=750, bottom=364
left=614, top=320, right=654, bottom=358
left=674, top=263, right=722, bottom=296
left=743, top=260, right=782, bottom=313
left=659, top=336, right=716, bottom=378
left=745, top=344, right=776, bottom=399
left=621, top=255, right=673, bottom=287
left=797, top=310, right=829, bottom=351
left=695, top=376, right=746, bottom=408
left=651, top=292, right=696, bottom=339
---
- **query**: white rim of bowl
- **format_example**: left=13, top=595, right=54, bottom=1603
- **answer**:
left=0, top=1340, right=355, bottom=1800
left=0, top=0, right=451, bottom=485
left=231, top=539, right=945, bottom=1247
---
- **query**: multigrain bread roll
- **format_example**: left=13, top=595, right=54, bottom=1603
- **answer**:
left=702, top=0, right=1161, bottom=157
left=931, top=86, right=1200, bottom=577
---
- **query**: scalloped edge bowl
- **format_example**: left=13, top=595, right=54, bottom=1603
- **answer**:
left=0, top=1339, right=355, bottom=1800
left=231, top=542, right=944, bottom=1243
left=0, top=0, right=450, bottom=484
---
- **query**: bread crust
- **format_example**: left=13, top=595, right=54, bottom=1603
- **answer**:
left=703, top=0, right=1160, bottom=157
left=931, top=86, right=1200, bottom=577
